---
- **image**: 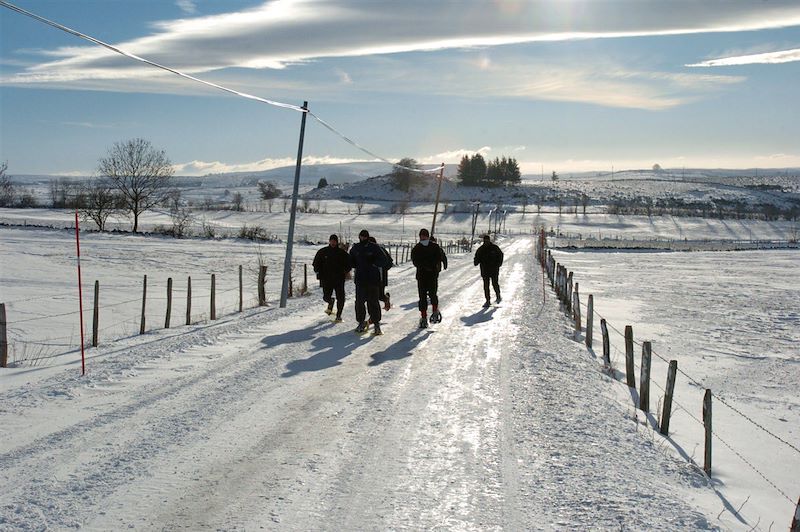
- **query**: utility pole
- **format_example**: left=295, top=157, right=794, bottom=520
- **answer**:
left=430, top=162, right=445, bottom=238
left=470, top=201, right=480, bottom=250
left=280, top=101, right=308, bottom=308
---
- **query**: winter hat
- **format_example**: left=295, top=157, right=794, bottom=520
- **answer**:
left=419, top=228, right=430, bottom=238
left=482, top=234, right=491, bottom=242
left=359, top=229, right=370, bottom=238
left=329, top=234, right=339, bottom=242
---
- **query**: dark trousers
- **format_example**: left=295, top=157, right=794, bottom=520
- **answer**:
left=355, top=283, right=382, bottom=324
left=417, top=276, right=439, bottom=313
left=483, top=274, right=500, bottom=301
left=322, top=279, right=345, bottom=316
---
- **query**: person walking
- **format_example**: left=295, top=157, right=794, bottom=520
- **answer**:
left=474, top=234, right=503, bottom=307
left=411, top=228, right=447, bottom=329
left=312, top=234, right=351, bottom=322
left=349, top=229, right=390, bottom=334
left=368, top=236, right=394, bottom=311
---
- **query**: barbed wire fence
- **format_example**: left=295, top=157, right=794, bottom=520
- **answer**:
left=534, top=230, right=800, bottom=526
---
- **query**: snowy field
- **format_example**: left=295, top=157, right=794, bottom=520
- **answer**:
left=0, top=205, right=796, bottom=243
left=550, top=247, right=799, bottom=525
left=1, top=211, right=798, bottom=529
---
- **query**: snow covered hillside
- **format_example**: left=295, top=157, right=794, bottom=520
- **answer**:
left=1, top=236, right=753, bottom=530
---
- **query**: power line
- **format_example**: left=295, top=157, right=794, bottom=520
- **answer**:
left=0, top=1, right=303, bottom=112
left=0, top=0, right=440, bottom=176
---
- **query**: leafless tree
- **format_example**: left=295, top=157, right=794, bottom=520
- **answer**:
left=397, top=198, right=409, bottom=215
left=97, top=138, right=174, bottom=233
left=356, top=200, right=365, bottom=215
left=232, top=192, right=244, bottom=211
left=0, top=161, right=14, bottom=207
left=169, top=206, right=193, bottom=237
left=79, top=178, right=118, bottom=231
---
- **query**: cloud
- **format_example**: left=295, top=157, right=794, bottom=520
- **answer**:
left=6, top=0, right=800, bottom=86
left=175, top=0, right=197, bottom=15
left=687, top=48, right=800, bottom=67
left=344, top=54, right=745, bottom=110
left=60, top=121, right=117, bottom=129
left=173, top=155, right=371, bottom=175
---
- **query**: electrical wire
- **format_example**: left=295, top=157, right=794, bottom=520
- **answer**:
left=0, top=0, right=442, bottom=177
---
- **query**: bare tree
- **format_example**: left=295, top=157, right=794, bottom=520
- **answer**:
left=169, top=205, right=193, bottom=237
left=397, top=198, right=409, bottom=215
left=257, top=181, right=281, bottom=200
left=302, top=197, right=311, bottom=212
left=79, top=178, right=117, bottom=231
left=0, top=162, right=14, bottom=207
left=98, top=138, right=174, bottom=233
left=266, top=197, right=274, bottom=213
left=356, top=200, right=365, bottom=215
left=232, top=192, right=244, bottom=212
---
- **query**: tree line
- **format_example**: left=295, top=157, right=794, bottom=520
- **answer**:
left=457, top=153, right=521, bottom=187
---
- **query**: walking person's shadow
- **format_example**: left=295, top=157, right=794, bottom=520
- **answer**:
left=368, top=328, right=430, bottom=366
left=460, top=307, right=496, bottom=326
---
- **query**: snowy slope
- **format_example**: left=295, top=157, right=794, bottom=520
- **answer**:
left=0, top=237, right=727, bottom=530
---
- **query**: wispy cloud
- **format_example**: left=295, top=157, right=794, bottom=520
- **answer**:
left=345, top=54, right=746, bottom=110
left=60, top=121, right=117, bottom=129
left=173, top=155, right=371, bottom=176
left=175, top=0, right=197, bottom=15
left=687, top=48, right=800, bottom=67
left=5, top=0, right=800, bottom=85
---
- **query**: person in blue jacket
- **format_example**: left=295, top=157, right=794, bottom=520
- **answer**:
left=349, top=229, right=390, bottom=334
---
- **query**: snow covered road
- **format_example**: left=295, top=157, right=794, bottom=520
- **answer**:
left=1, top=237, right=723, bottom=530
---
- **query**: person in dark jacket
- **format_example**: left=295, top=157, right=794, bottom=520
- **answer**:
left=411, top=228, right=447, bottom=328
left=349, top=229, right=390, bottom=334
left=368, top=236, right=394, bottom=311
left=474, top=234, right=504, bottom=307
left=312, top=234, right=351, bottom=322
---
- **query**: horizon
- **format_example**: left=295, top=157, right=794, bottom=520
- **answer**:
left=6, top=161, right=800, bottom=181
left=2, top=1, right=800, bottom=176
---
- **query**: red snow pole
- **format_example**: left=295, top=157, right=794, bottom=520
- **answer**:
left=75, top=210, right=86, bottom=375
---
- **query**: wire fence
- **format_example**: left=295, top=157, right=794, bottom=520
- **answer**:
left=535, top=235, right=798, bottom=511
left=1, top=239, right=469, bottom=368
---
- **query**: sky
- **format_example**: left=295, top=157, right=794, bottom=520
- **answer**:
left=1, top=0, right=800, bottom=177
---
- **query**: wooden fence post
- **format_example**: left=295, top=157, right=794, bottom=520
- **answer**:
left=566, top=271, right=573, bottom=314
left=165, top=277, right=172, bottom=329
left=140, top=275, right=147, bottom=335
left=258, top=266, right=267, bottom=306
left=186, top=276, right=192, bottom=325
left=238, top=265, right=243, bottom=313
left=210, top=274, right=216, bottom=320
left=572, top=282, right=581, bottom=335
left=703, top=389, right=712, bottom=475
left=660, top=360, right=678, bottom=436
left=0, top=303, right=8, bottom=368
left=600, top=318, right=610, bottom=366
left=624, top=325, right=636, bottom=388
left=303, top=264, right=308, bottom=295
left=92, top=280, right=99, bottom=347
left=585, top=295, right=593, bottom=349
left=639, top=341, right=652, bottom=411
